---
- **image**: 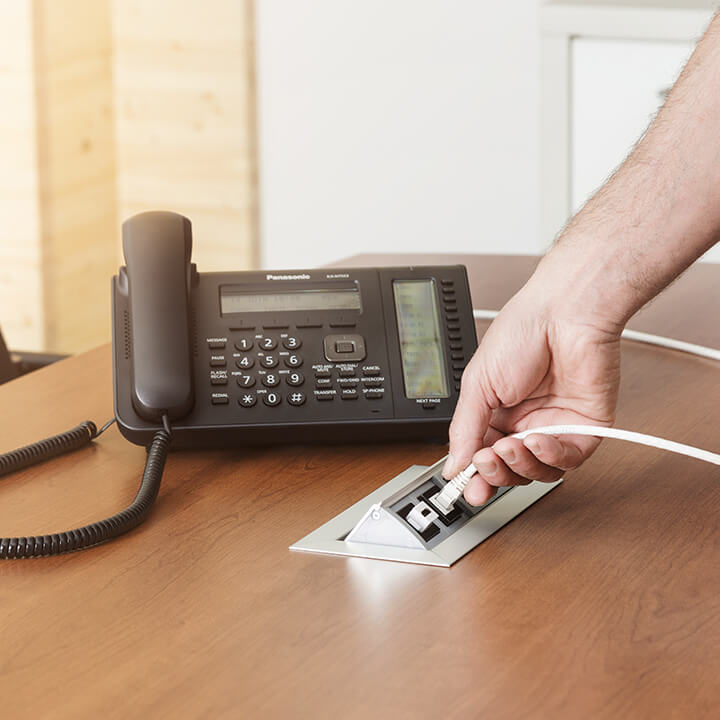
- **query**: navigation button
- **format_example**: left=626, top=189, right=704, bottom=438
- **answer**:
left=335, top=340, right=355, bottom=354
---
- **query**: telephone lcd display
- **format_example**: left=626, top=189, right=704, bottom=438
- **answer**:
left=220, top=287, right=361, bottom=314
left=393, top=280, right=449, bottom=399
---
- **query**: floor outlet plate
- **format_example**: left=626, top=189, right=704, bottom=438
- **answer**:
left=290, top=457, right=563, bottom=567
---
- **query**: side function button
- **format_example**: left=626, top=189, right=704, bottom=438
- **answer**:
left=315, top=377, right=333, bottom=388
left=236, top=355, right=255, bottom=369
left=237, top=374, right=256, bottom=388
left=287, top=391, right=306, bottom=406
left=282, top=336, right=302, bottom=350
left=209, top=356, right=226, bottom=367
left=363, top=379, right=383, bottom=388
left=211, top=393, right=229, bottom=405
left=259, top=337, right=278, bottom=351
left=210, top=372, right=228, bottom=386
left=234, top=337, right=254, bottom=352
left=286, top=372, right=304, bottom=387
left=362, top=366, right=381, bottom=376
left=315, top=392, right=335, bottom=401
left=315, top=369, right=331, bottom=379
left=340, top=388, right=358, bottom=400
left=262, top=391, right=282, bottom=407
left=238, top=392, right=257, bottom=407
left=262, top=373, right=280, bottom=387
left=365, top=389, right=384, bottom=399
left=338, top=367, right=356, bottom=377
left=208, top=339, right=226, bottom=350
left=440, top=279, right=455, bottom=286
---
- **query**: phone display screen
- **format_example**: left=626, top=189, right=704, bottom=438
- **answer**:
left=393, top=280, right=449, bottom=399
left=220, top=287, right=361, bottom=314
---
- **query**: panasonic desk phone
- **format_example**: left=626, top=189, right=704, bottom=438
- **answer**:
left=0, top=211, right=476, bottom=557
left=114, top=212, right=477, bottom=446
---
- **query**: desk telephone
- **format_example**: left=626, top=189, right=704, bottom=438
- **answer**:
left=114, top=211, right=477, bottom=446
left=0, top=211, right=477, bottom=558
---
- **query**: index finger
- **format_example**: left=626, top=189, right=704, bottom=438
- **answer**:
left=443, top=364, right=491, bottom=479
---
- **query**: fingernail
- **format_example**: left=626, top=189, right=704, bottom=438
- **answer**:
left=442, top=454, right=455, bottom=478
left=477, top=460, right=497, bottom=477
left=524, top=438, right=541, bottom=454
left=497, top=448, right=516, bottom=464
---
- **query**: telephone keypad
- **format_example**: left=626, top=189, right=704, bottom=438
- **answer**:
left=236, top=355, right=255, bottom=369
left=282, top=336, right=301, bottom=350
left=286, top=372, right=304, bottom=386
left=260, top=337, right=278, bottom=351
left=285, top=354, right=302, bottom=368
left=262, top=373, right=280, bottom=387
left=237, top=374, right=255, bottom=387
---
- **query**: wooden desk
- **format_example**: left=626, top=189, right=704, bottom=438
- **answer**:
left=1, top=255, right=719, bottom=719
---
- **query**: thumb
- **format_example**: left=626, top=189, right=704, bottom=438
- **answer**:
left=443, top=366, right=492, bottom=479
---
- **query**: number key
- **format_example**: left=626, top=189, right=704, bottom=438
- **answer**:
left=282, top=336, right=302, bottom=350
left=237, top=374, right=256, bottom=388
left=234, top=337, right=254, bottom=352
left=286, top=372, right=304, bottom=387
left=260, top=337, right=278, bottom=351
left=285, top=354, right=302, bottom=368
left=236, top=355, right=255, bottom=369
left=262, top=373, right=280, bottom=387
left=263, top=391, right=281, bottom=406
left=260, top=354, right=278, bottom=368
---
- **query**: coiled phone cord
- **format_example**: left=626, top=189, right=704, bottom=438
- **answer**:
left=0, top=417, right=170, bottom=558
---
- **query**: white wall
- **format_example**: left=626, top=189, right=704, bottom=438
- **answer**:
left=256, top=0, right=543, bottom=269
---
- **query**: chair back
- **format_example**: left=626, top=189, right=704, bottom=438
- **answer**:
left=0, top=326, right=17, bottom=384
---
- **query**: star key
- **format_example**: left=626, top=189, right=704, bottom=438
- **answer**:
left=238, top=393, right=256, bottom=407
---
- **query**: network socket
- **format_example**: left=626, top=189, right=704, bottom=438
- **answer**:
left=290, top=457, right=562, bottom=567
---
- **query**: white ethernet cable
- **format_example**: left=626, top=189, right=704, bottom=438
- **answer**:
left=429, top=311, right=720, bottom=515
left=431, top=425, right=720, bottom=515
left=472, top=309, right=720, bottom=361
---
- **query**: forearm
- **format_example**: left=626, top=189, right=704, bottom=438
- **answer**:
left=534, top=13, right=720, bottom=331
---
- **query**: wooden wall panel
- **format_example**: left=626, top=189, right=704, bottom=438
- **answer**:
left=33, top=0, right=118, bottom=353
left=112, top=0, right=258, bottom=271
left=0, top=2, right=44, bottom=351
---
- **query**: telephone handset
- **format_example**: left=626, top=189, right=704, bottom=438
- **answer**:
left=113, top=212, right=478, bottom=447
left=121, top=211, right=194, bottom=421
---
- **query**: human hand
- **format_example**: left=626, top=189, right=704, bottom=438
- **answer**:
left=443, top=271, right=622, bottom=505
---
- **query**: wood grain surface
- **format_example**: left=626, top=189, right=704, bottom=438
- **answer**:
left=1, top=255, right=719, bottom=719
